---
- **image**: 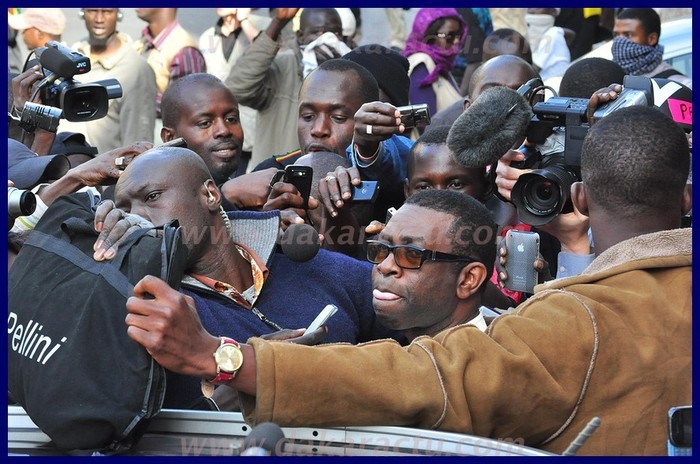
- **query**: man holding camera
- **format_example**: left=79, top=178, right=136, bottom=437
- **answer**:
left=63, top=8, right=157, bottom=153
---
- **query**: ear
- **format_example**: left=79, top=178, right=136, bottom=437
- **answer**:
left=462, top=96, right=471, bottom=111
left=160, top=126, right=175, bottom=144
left=646, top=32, right=659, bottom=47
left=681, top=183, right=692, bottom=216
left=571, top=181, right=589, bottom=217
left=403, top=178, right=410, bottom=199
left=456, top=262, right=489, bottom=300
left=202, top=179, right=221, bottom=212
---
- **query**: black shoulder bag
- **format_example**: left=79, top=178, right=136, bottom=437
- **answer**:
left=8, top=191, right=188, bottom=454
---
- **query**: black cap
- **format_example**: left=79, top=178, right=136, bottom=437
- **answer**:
left=343, top=44, right=410, bottom=107
left=8, top=138, right=70, bottom=189
left=50, top=131, right=99, bottom=157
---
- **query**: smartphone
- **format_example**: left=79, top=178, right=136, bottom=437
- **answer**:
left=306, top=304, right=338, bottom=333
left=668, top=406, right=692, bottom=455
left=396, top=104, right=431, bottom=128
left=503, top=230, right=540, bottom=294
left=385, top=207, right=397, bottom=224
left=284, top=165, right=313, bottom=210
left=160, top=137, right=187, bottom=148
left=351, top=180, right=380, bottom=203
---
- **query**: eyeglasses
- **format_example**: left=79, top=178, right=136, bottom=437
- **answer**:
left=366, top=240, right=475, bottom=270
left=435, top=32, right=462, bottom=44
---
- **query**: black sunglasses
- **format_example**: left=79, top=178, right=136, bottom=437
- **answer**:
left=366, top=240, right=475, bottom=270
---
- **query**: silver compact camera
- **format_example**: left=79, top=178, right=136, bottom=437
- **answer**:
left=397, top=104, right=431, bottom=128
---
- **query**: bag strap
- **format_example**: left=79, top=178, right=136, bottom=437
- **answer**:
left=23, top=230, right=138, bottom=297
left=654, top=68, right=683, bottom=79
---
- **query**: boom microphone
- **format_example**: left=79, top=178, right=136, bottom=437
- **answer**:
left=447, top=86, right=533, bottom=168
left=241, top=422, right=286, bottom=456
left=280, top=223, right=320, bottom=262
left=36, top=42, right=91, bottom=79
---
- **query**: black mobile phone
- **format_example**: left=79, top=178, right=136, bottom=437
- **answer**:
left=351, top=180, right=380, bottom=203
left=396, top=104, right=431, bottom=128
left=284, top=165, right=313, bottom=210
left=668, top=406, right=692, bottom=452
left=503, top=230, right=540, bottom=294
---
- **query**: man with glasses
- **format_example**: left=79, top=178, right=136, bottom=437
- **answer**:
left=61, top=8, right=156, bottom=153
left=124, top=105, right=690, bottom=455
left=365, top=190, right=497, bottom=339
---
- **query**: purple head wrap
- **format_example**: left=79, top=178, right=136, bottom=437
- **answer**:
left=403, top=8, right=467, bottom=87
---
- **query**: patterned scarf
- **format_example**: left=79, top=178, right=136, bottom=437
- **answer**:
left=403, top=8, right=467, bottom=87
left=611, top=36, right=664, bottom=75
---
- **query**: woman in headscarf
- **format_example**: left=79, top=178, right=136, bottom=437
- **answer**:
left=403, top=8, right=467, bottom=125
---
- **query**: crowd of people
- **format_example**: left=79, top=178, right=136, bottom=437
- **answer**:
left=7, top=7, right=692, bottom=456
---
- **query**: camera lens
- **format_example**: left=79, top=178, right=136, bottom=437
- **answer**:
left=511, top=164, right=578, bottom=226
left=61, top=84, right=109, bottom=121
left=524, top=179, right=560, bottom=215
left=8, top=187, right=37, bottom=219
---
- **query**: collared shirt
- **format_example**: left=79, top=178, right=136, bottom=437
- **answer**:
left=189, top=243, right=268, bottom=310
left=139, top=20, right=206, bottom=113
left=467, top=312, right=488, bottom=332
left=212, top=18, right=240, bottom=62
left=61, top=32, right=157, bottom=152
left=74, top=32, right=133, bottom=70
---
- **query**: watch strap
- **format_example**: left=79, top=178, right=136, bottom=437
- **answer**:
left=201, top=337, right=240, bottom=398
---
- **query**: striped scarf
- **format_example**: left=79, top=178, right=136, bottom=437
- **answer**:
left=611, top=36, right=664, bottom=75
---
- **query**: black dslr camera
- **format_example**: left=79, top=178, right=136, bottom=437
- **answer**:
left=30, top=41, right=122, bottom=122
left=510, top=76, right=653, bottom=226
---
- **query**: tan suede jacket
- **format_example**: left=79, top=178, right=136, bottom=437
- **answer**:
left=241, top=228, right=691, bottom=455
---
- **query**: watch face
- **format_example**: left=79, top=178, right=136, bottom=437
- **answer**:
left=215, top=344, right=244, bottom=374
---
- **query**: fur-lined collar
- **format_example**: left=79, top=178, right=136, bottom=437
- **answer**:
left=539, top=228, right=691, bottom=291
left=583, top=228, right=691, bottom=275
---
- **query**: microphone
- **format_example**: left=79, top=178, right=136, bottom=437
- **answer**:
left=36, top=42, right=91, bottom=79
left=280, top=223, right=320, bottom=262
left=562, top=416, right=601, bottom=456
left=447, top=86, right=533, bottom=168
left=241, top=422, right=286, bottom=456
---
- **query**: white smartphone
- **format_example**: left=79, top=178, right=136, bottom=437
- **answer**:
left=503, top=229, right=540, bottom=294
left=305, top=304, right=338, bottom=333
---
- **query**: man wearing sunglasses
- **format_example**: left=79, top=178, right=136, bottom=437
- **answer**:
left=366, top=189, right=497, bottom=340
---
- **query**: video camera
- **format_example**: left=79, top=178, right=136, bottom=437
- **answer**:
left=28, top=41, right=122, bottom=122
left=510, top=75, right=691, bottom=226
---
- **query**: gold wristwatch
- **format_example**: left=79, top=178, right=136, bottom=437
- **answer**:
left=201, top=337, right=243, bottom=398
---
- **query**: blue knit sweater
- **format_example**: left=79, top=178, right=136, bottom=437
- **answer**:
left=164, top=249, right=397, bottom=408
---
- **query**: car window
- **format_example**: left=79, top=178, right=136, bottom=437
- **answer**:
left=668, top=53, right=692, bottom=79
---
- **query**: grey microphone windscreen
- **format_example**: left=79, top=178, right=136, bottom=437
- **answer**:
left=242, top=422, right=286, bottom=456
left=447, top=86, right=532, bottom=168
left=280, top=223, right=320, bottom=262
